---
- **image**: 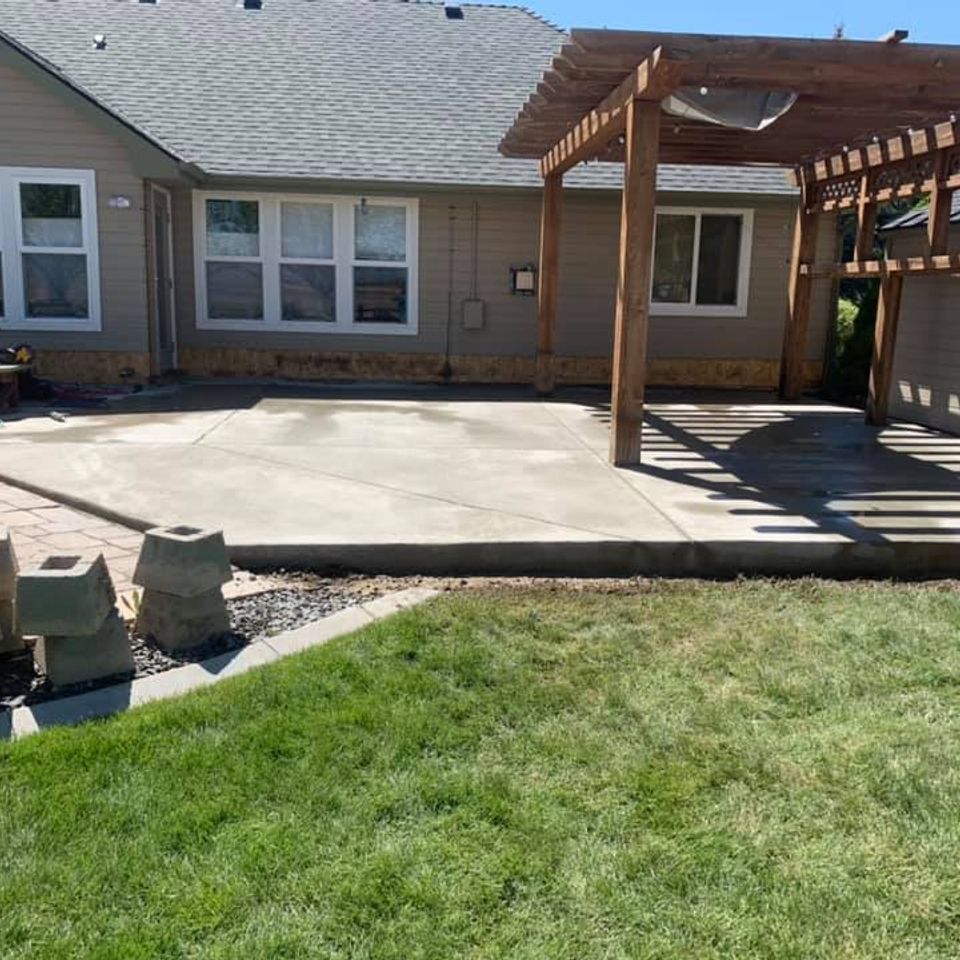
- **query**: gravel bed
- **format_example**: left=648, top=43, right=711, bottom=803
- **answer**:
left=0, top=577, right=393, bottom=711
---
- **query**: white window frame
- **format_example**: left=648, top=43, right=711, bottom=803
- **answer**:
left=194, top=190, right=419, bottom=336
left=649, top=206, right=753, bottom=318
left=0, top=167, right=101, bottom=332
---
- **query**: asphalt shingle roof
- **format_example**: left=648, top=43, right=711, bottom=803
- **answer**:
left=883, top=194, right=960, bottom=230
left=0, top=0, right=796, bottom=195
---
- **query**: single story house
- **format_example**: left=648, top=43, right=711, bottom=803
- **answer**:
left=0, top=0, right=834, bottom=388
left=881, top=201, right=960, bottom=433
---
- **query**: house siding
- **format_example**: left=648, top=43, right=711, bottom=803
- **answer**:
left=173, top=184, right=833, bottom=381
left=885, top=226, right=960, bottom=434
left=0, top=59, right=149, bottom=355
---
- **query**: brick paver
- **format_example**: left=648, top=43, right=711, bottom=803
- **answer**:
left=0, top=481, right=141, bottom=594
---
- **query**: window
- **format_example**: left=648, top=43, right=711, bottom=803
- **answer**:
left=195, top=192, right=418, bottom=334
left=353, top=202, right=408, bottom=325
left=204, top=199, right=263, bottom=321
left=0, top=169, right=100, bottom=331
left=650, top=207, right=753, bottom=317
left=281, top=201, right=336, bottom=323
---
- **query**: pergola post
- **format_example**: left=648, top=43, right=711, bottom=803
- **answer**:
left=854, top=172, right=878, bottom=262
left=927, top=152, right=954, bottom=256
left=535, top=172, right=563, bottom=395
left=865, top=272, right=904, bottom=425
left=778, top=191, right=819, bottom=401
left=609, top=97, right=660, bottom=466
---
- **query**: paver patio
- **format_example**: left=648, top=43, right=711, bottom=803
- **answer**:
left=0, top=482, right=141, bottom=593
left=1, top=383, right=959, bottom=577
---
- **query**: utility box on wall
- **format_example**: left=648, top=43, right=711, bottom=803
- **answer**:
left=462, top=298, right=485, bottom=330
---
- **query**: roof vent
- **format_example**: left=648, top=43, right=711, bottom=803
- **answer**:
left=92, top=34, right=107, bottom=50
left=241, top=0, right=263, bottom=8
left=138, top=0, right=157, bottom=5
left=444, top=5, right=464, bottom=19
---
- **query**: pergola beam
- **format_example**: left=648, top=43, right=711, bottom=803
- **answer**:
left=801, top=254, right=960, bottom=279
left=797, top=117, right=960, bottom=186
left=539, top=48, right=682, bottom=178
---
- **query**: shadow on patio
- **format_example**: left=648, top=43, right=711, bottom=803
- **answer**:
left=585, top=399, right=960, bottom=543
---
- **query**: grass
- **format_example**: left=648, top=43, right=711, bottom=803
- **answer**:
left=3, top=581, right=960, bottom=959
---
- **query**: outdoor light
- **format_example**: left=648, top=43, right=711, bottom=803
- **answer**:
left=93, top=34, right=107, bottom=49
left=510, top=264, right=537, bottom=296
left=108, top=195, right=132, bottom=209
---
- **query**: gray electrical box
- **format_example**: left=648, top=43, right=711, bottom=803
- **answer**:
left=462, top=298, right=485, bottom=330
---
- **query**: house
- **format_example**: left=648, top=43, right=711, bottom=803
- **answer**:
left=0, top=0, right=834, bottom=388
left=880, top=201, right=960, bottom=434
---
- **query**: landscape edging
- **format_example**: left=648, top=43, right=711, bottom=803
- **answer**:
left=1, top=587, right=440, bottom=741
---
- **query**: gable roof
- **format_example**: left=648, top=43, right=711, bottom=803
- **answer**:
left=0, top=0, right=795, bottom=195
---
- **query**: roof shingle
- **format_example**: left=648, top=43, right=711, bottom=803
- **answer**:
left=0, top=0, right=795, bottom=195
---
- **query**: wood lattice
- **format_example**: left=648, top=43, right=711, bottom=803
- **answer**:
left=810, top=174, right=861, bottom=209
left=872, top=155, right=937, bottom=198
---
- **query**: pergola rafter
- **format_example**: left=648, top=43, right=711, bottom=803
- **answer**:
left=500, top=28, right=960, bottom=465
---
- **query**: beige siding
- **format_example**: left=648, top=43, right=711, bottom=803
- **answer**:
left=886, top=226, right=960, bottom=433
left=175, top=185, right=830, bottom=367
left=0, top=60, right=148, bottom=353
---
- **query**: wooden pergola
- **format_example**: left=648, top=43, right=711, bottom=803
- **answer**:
left=499, top=30, right=960, bottom=465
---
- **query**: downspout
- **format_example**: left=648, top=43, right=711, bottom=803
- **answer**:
left=441, top=204, right=456, bottom=382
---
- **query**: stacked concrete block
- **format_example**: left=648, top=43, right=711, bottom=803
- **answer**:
left=133, top=526, right=232, bottom=652
left=0, top=528, right=22, bottom=654
left=17, top=554, right=133, bottom=687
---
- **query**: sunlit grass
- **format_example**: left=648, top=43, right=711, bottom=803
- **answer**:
left=2, top=581, right=960, bottom=958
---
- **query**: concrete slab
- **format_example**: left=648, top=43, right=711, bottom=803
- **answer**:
left=2, top=384, right=960, bottom=577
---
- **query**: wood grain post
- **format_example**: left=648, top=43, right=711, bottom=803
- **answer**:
left=778, top=196, right=820, bottom=401
left=854, top=172, right=878, bottom=262
left=609, top=97, right=660, bottom=466
left=535, top=172, right=563, bottom=395
left=865, top=272, right=904, bottom=425
left=927, top=152, right=954, bottom=256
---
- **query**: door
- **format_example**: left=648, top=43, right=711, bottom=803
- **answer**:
left=150, top=185, right=177, bottom=373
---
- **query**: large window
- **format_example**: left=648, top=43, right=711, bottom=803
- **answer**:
left=651, top=207, right=753, bottom=317
left=0, top=168, right=100, bottom=331
left=194, top=192, right=418, bottom=334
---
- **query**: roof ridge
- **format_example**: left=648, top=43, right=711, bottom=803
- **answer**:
left=372, top=0, right=566, bottom=35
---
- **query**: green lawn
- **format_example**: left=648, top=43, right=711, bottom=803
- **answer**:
left=3, top=582, right=960, bottom=959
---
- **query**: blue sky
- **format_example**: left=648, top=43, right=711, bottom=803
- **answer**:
left=530, top=0, right=960, bottom=44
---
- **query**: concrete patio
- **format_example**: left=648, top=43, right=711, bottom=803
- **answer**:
left=1, top=383, right=959, bottom=577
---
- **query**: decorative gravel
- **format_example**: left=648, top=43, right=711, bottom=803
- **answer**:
left=0, top=578, right=390, bottom=711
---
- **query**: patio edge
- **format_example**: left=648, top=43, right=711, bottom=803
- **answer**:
left=1, top=586, right=439, bottom=741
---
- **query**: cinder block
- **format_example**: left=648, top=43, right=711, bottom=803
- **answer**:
left=133, top=526, right=232, bottom=598
left=136, top=587, right=231, bottom=653
left=0, top=528, right=18, bottom=600
left=0, top=598, right=22, bottom=654
left=34, top=610, right=134, bottom=688
left=17, top=555, right=116, bottom=637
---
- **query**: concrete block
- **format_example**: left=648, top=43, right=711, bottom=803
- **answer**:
left=136, top=586, right=231, bottom=653
left=34, top=610, right=134, bottom=689
left=17, top=555, right=116, bottom=637
left=133, top=526, right=232, bottom=598
left=0, top=528, right=18, bottom=600
left=0, top=598, right=22, bottom=654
